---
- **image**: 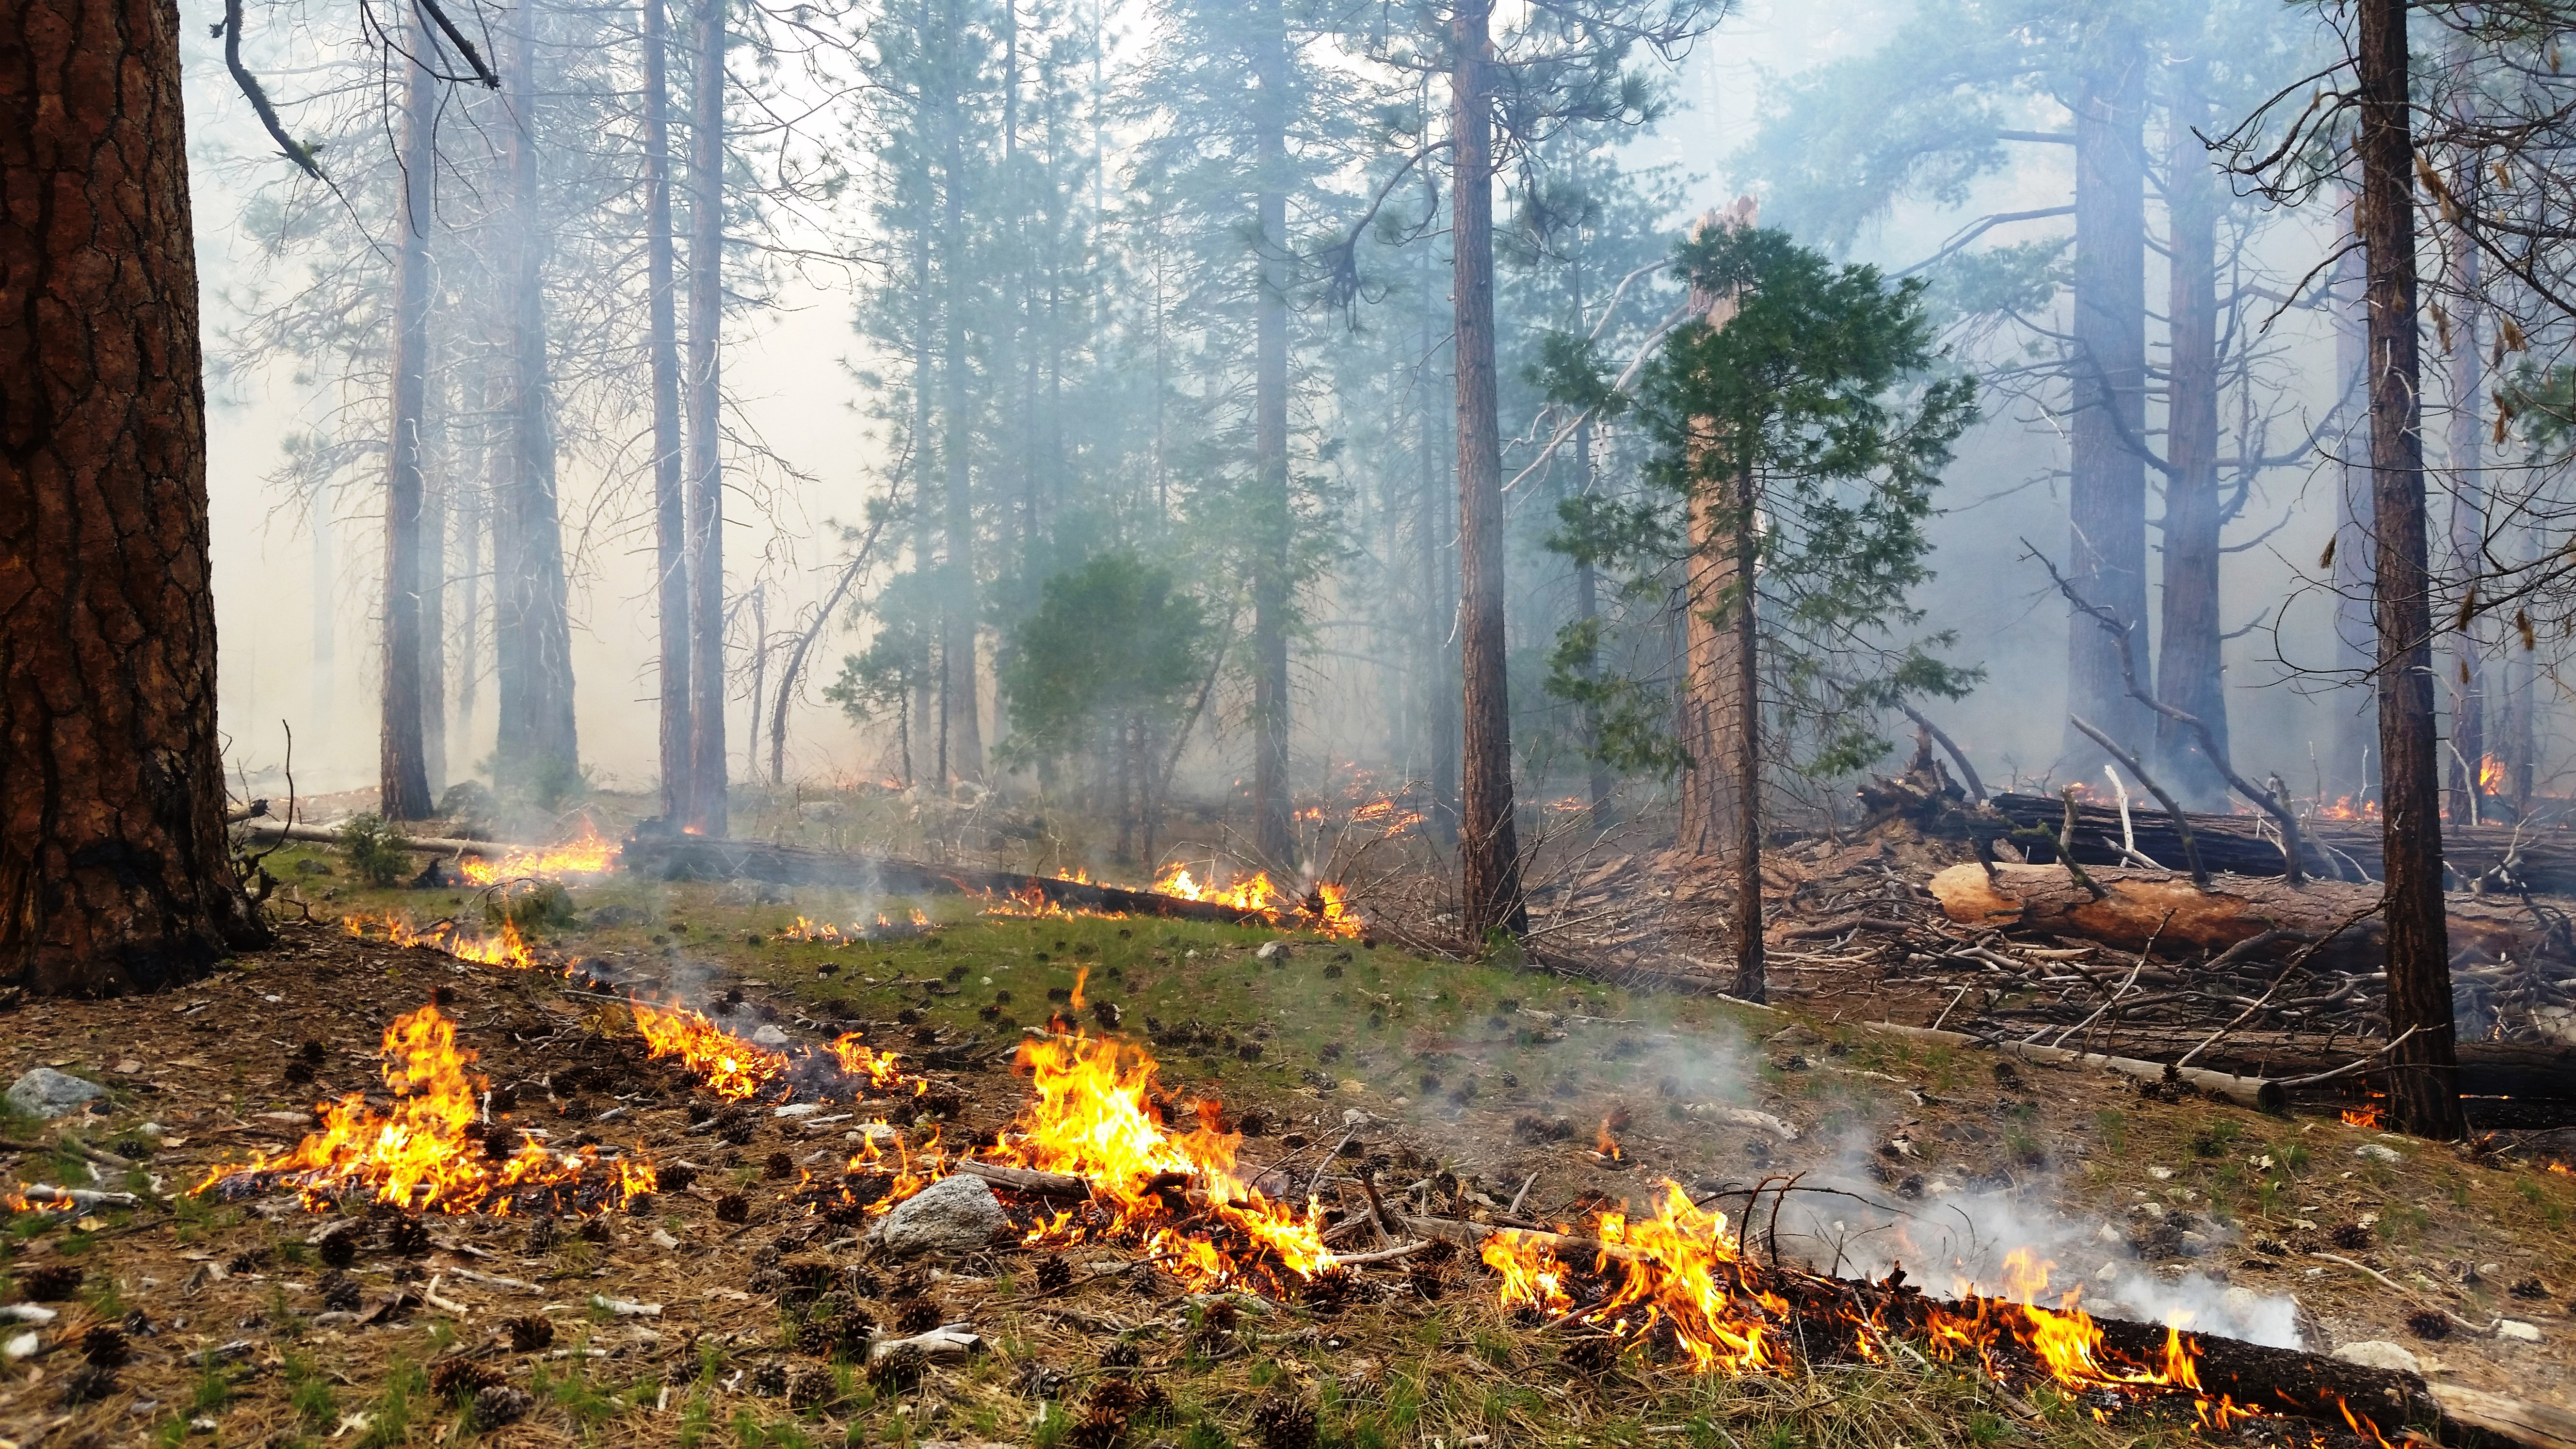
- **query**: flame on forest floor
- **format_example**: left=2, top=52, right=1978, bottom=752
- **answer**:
left=780, top=909, right=933, bottom=945
left=343, top=913, right=538, bottom=971
left=1484, top=1188, right=2278, bottom=1427
left=194, top=1005, right=654, bottom=1215
left=456, top=824, right=619, bottom=886
left=975, top=1030, right=1335, bottom=1293
left=980, top=866, right=1365, bottom=938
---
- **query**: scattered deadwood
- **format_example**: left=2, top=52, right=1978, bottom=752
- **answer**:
left=1926, top=863, right=2549, bottom=971
left=237, top=820, right=510, bottom=857
left=1860, top=1021, right=2285, bottom=1112
left=950, top=1159, right=1093, bottom=1199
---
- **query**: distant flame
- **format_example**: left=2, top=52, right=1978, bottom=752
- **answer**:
left=629, top=1000, right=788, bottom=1100
left=2479, top=755, right=2505, bottom=793
left=457, top=824, right=618, bottom=886
left=343, top=913, right=537, bottom=971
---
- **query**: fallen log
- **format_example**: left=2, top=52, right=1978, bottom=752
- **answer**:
left=238, top=820, right=511, bottom=857
left=2431, top=1382, right=2576, bottom=1449
left=1859, top=1021, right=2285, bottom=1112
left=950, top=1159, right=1092, bottom=1200
left=1927, top=863, right=2548, bottom=974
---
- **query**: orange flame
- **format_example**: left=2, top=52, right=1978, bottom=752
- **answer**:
left=456, top=824, right=619, bottom=886
left=343, top=912, right=537, bottom=971
left=194, top=1005, right=654, bottom=1215
left=983, top=1032, right=1334, bottom=1290
left=629, top=1000, right=788, bottom=1100
left=825, top=1033, right=908, bottom=1091
left=2479, top=755, right=2505, bottom=793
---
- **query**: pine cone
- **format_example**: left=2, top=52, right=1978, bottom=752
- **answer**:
left=1250, top=1395, right=1319, bottom=1449
left=80, top=1324, right=128, bottom=1367
left=1065, top=1405, right=1129, bottom=1449
left=506, top=1314, right=555, bottom=1352
left=317, top=1229, right=360, bottom=1270
left=714, top=1193, right=752, bottom=1224
left=469, top=1385, right=535, bottom=1429
left=1035, top=1256, right=1076, bottom=1294
left=429, top=1358, right=504, bottom=1400
left=892, top=1297, right=941, bottom=1335
left=869, top=1342, right=928, bottom=1388
left=2405, top=1308, right=2453, bottom=1340
left=57, top=1362, right=118, bottom=1407
left=748, top=1361, right=789, bottom=1398
left=319, top=1272, right=363, bottom=1313
left=16, top=1265, right=81, bottom=1302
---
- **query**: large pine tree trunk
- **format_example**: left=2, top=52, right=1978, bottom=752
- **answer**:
left=1675, top=203, right=1754, bottom=861
left=2329, top=187, right=2379, bottom=805
left=419, top=400, right=447, bottom=800
left=685, top=0, right=728, bottom=828
left=2154, top=68, right=2228, bottom=807
left=2061, top=29, right=2153, bottom=770
left=1249, top=0, right=1294, bottom=868
left=2356, top=0, right=2464, bottom=1139
left=1419, top=283, right=1459, bottom=846
left=645, top=0, right=692, bottom=824
left=493, top=4, right=579, bottom=795
left=1449, top=0, right=1525, bottom=939
left=380, top=3, right=436, bottom=822
left=1, top=0, right=269, bottom=992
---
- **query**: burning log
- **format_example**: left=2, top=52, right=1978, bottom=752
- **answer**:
left=950, top=1159, right=1095, bottom=1199
left=1860, top=1021, right=2286, bottom=1113
left=1927, top=863, right=2550, bottom=974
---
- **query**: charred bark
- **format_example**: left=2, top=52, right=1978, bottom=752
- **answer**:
left=1449, top=0, right=1526, bottom=940
left=0, top=0, right=270, bottom=993
left=2356, top=0, right=2464, bottom=1139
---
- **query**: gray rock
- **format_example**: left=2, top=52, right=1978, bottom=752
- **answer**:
left=585, top=903, right=645, bottom=929
left=875, top=1173, right=1007, bottom=1258
left=2334, top=1340, right=2422, bottom=1374
left=7, top=1068, right=105, bottom=1119
left=1254, top=940, right=1292, bottom=963
left=750, top=1025, right=791, bottom=1048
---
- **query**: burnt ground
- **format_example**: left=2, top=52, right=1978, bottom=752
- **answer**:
left=0, top=843, right=2572, bottom=1447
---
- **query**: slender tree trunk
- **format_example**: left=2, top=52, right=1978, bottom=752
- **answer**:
left=1420, top=283, right=1460, bottom=846
left=2155, top=65, right=2228, bottom=807
left=419, top=400, right=447, bottom=800
left=745, top=583, right=764, bottom=778
left=495, top=3, right=580, bottom=796
left=2330, top=184, right=2378, bottom=805
left=2442, top=63, right=2486, bottom=825
left=2062, top=27, right=2154, bottom=770
left=309, top=478, right=334, bottom=743
left=2356, top=0, right=2463, bottom=1140
left=0, top=0, right=270, bottom=992
left=645, top=0, right=692, bottom=824
left=381, top=3, right=436, bottom=821
left=1566, top=259, right=1613, bottom=826
left=909, top=228, right=936, bottom=786
left=1727, top=459, right=1764, bottom=1000
left=1449, top=0, right=1525, bottom=939
left=1250, top=0, right=1294, bottom=868
left=685, top=0, right=727, bottom=830
left=937, top=5, right=982, bottom=784
left=456, top=460, right=480, bottom=741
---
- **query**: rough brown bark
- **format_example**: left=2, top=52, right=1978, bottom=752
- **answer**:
left=2062, top=28, right=2154, bottom=772
left=1927, top=863, right=2537, bottom=974
left=1675, top=202, right=1753, bottom=861
left=0, top=0, right=269, bottom=993
left=685, top=0, right=728, bottom=828
left=2154, top=66, right=2228, bottom=808
left=644, top=0, right=691, bottom=824
left=380, top=2, right=435, bottom=822
left=1449, top=0, right=1525, bottom=940
left=1249, top=0, right=1292, bottom=867
left=2356, top=0, right=2464, bottom=1139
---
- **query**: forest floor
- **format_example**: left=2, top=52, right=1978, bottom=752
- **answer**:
left=3, top=837, right=2574, bottom=1448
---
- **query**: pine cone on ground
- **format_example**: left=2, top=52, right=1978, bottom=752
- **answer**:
left=506, top=1314, right=555, bottom=1352
left=429, top=1358, right=505, bottom=1400
left=714, top=1193, right=751, bottom=1224
left=892, top=1297, right=941, bottom=1335
left=869, top=1342, right=928, bottom=1388
left=1250, top=1395, right=1319, bottom=1449
left=747, top=1361, right=789, bottom=1398
left=1035, top=1255, right=1075, bottom=1294
left=16, top=1266, right=80, bottom=1302
left=2405, top=1309, right=2453, bottom=1340
left=319, top=1272, right=363, bottom=1313
left=469, top=1385, right=534, bottom=1429
left=57, top=1362, right=118, bottom=1407
left=79, top=1324, right=128, bottom=1367
left=317, top=1229, right=360, bottom=1269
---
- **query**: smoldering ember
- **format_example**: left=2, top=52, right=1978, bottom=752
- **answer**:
left=17, top=0, right=2576, bottom=1447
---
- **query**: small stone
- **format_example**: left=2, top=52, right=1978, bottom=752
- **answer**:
left=874, top=1173, right=1007, bottom=1259
left=2496, top=1319, right=2543, bottom=1343
left=2334, top=1340, right=2422, bottom=1374
left=6, top=1067, right=105, bottom=1119
left=751, top=1025, right=791, bottom=1048
left=1254, top=941, right=1291, bottom=963
left=3, top=1332, right=37, bottom=1360
left=2356, top=1143, right=2404, bottom=1165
